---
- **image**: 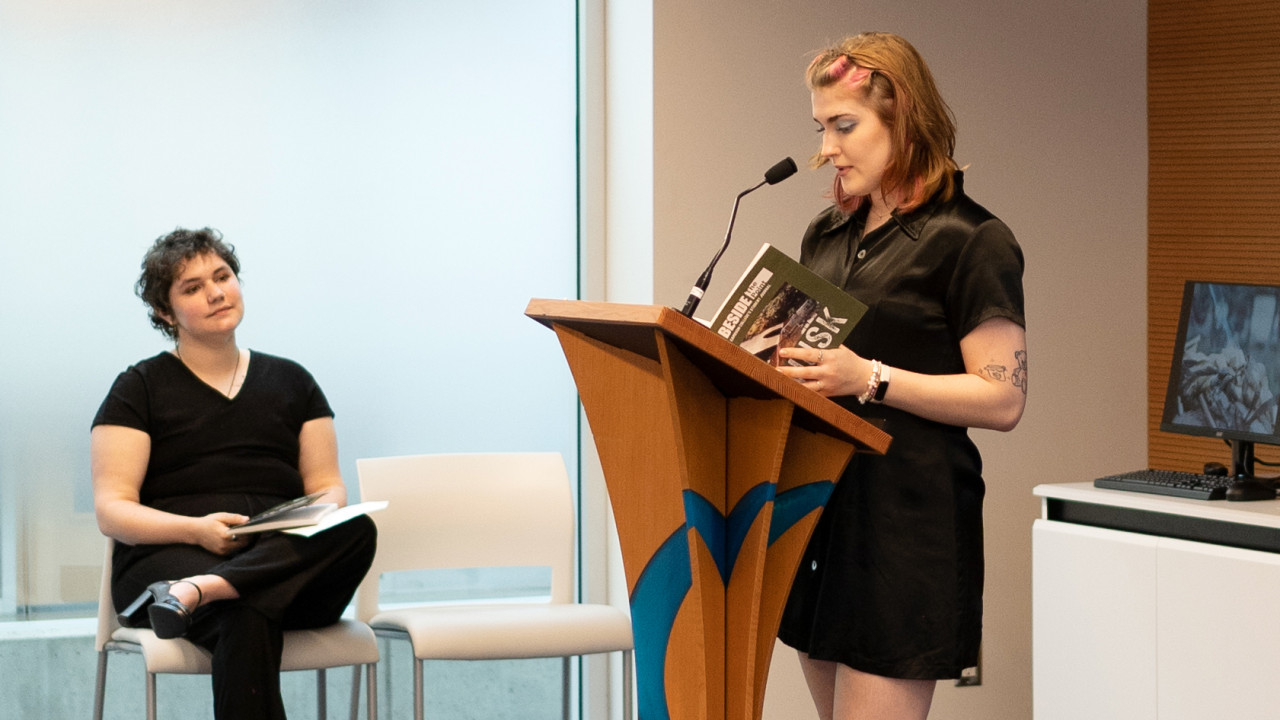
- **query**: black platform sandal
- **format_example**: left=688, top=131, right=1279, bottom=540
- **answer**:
left=148, top=580, right=202, bottom=639
left=118, top=580, right=202, bottom=639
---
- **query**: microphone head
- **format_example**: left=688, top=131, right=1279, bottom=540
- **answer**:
left=764, top=157, right=798, bottom=185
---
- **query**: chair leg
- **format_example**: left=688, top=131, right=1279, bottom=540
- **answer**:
left=413, top=657, right=424, bottom=720
left=146, top=672, right=158, bottom=720
left=348, top=665, right=361, bottom=720
left=316, top=667, right=328, bottom=719
left=366, top=663, right=378, bottom=720
left=92, top=651, right=109, bottom=720
left=622, top=649, right=634, bottom=720
left=561, top=656, right=572, bottom=720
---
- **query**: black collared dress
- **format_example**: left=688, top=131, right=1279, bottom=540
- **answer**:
left=777, top=173, right=1025, bottom=680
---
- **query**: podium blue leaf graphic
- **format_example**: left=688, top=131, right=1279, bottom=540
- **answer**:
left=628, top=480, right=835, bottom=720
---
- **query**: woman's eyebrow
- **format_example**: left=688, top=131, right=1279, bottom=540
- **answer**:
left=815, top=113, right=854, bottom=125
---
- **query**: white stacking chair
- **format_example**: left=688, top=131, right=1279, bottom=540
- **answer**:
left=355, top=452, right=634, bottom=720
left=92, top=539, right=380, bottom=720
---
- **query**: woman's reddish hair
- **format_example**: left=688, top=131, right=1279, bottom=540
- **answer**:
left=806, top=32, right=958, bottom=213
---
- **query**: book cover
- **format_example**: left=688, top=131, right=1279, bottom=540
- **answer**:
left=233, top=500, right=339, bottom=534
left=708, top=243, right=867, bottom=367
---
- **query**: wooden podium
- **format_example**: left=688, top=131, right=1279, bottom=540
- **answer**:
left=526, top=299, right=891, bottom=720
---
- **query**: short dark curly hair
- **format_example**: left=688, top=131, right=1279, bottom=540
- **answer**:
left=135, top=227, right=240, bottom=339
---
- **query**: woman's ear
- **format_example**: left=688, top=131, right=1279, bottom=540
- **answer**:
left=156, top=308, right=179, bottom=336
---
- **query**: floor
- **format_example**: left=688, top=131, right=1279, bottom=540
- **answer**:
left=0, top=621, right=563, bottom=720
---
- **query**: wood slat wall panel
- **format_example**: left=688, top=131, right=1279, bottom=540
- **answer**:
left=1148, top=0, right=1280, bottom=475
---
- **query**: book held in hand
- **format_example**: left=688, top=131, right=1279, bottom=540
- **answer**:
left=283, top=501, right=387, bottom=537
left=232, top=492, right=337, bottom=534
left=708, top=243, right=867, bottom=366
left=231, top=492, right=387, bottom=535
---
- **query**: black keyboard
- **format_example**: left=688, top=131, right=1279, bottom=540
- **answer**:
left=1093, top=469, right=1238, bottom=500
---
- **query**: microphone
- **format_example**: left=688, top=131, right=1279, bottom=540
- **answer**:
left=679, top=157, right=798, bottom=317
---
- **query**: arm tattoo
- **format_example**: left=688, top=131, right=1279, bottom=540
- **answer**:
left=1013, top=350, right=1028, bottom=395
left=982, top=364, right=1008, bottom=382
left=982, top=350, right=1029, bottom=396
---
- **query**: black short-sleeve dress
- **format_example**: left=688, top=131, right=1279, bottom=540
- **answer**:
left=777, top=172, right=1026, bottom=680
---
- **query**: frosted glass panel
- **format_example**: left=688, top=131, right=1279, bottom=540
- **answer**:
left=0, top=1, right=577, bottom=614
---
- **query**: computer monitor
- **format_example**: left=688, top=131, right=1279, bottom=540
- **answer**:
left=1161, top=280, right=1280, bottom=499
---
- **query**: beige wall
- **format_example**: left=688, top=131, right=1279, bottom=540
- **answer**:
left=599, top=0, right=1148, bottom=718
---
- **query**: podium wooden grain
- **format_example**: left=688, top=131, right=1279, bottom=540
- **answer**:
left=526, top=299, right=891, bottom=720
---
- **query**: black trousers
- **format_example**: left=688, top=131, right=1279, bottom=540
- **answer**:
left=113, top=515, right=378, bottom=720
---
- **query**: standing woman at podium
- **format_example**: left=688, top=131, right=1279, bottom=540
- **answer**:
left=775, top=33, right=1027, bottom=720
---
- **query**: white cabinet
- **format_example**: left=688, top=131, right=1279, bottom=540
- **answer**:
left=1033, top=484, right=1280, bottom=720
left=1032, top=520, right=1158, bottom=720
left=1156, top=537, right=1280, bottom=720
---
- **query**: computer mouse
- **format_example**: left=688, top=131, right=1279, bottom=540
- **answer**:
left=1226, top=478, right=1277, bottom=502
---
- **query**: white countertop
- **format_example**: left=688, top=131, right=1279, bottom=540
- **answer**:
left=1034, top=482, right=1280, bottom=530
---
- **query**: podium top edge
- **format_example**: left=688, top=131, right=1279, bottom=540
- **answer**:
left=525, top=299, right=692, bottom=328
left=524, top=298, right=892, bottom=455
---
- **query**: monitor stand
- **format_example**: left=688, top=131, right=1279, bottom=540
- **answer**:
left=1225, top=440, right=1276, bottom=502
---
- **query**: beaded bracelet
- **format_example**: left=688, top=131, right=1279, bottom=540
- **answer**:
left=857, top=359, right=882, bottom=405
left=872, top=363, right=891, bottom=403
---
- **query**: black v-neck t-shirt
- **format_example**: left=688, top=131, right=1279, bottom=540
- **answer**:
left=92, top=350, right=332, bottom=518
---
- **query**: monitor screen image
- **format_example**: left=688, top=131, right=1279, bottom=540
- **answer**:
left=1161, top=280, right=1280, bottom=454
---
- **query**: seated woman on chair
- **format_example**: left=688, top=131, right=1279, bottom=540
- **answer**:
left=91, top=227, right=378, bottom=720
